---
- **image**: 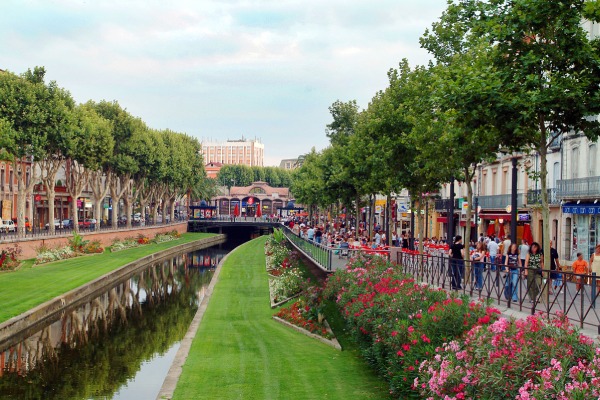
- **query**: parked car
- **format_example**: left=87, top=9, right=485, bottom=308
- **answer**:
left=78, top=219, right=91, bottom=229
left=86, top=218, right=97, bottom=229
left=62, top=219, right=73, bottom=229
left=45, top=219, right=62, bottom=230
left=133, top=213, right=141, bottom=223
left=0, top=220, right=16, bottom=233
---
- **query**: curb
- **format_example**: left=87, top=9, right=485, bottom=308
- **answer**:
left=272, top=316, right=341, bottom=350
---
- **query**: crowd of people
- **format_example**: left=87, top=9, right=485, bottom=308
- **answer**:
left=448, top=234, right=600, bottom=303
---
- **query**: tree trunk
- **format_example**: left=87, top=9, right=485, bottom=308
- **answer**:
left=66, top=161, right=89, bottom=234
left=109, top=173, right=130, bottom=229
left=90, top=170, right=111, bottom=231
left=387, top=193, right=394, bottom=247
left=14, top=160, right=37, bottom=237
left=40, top=158, right=62, bottom=235
left=355, top=194, right=361, bottom=235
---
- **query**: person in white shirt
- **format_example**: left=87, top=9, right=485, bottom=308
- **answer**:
left=502, top=236, right=511, bottom=265
left=487, top=239, right=499, bottom=271
left=519, top=239, right=530, bottom=268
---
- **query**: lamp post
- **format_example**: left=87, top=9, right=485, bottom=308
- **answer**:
left=510, top=156, right=518, bottom=243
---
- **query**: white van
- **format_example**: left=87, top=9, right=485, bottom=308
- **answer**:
left=0, top=220, right=16, bottom=233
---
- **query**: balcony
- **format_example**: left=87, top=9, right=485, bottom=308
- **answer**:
left=526, top=189, right=559, bottom=205
left=556, top=176, right=600, bottom=200
left=477, top=193, right=527, bottom=210
left=434, top=198, right=459, bottom=212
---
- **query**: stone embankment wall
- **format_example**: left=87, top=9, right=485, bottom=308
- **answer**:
left=0, top=223, right=188, bottom=259
left=0, top=234, right=226, bottom=351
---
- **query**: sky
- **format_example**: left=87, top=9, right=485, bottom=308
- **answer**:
left=1, top=0, right=448, bottom=166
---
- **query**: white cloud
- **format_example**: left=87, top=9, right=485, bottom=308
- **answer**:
left=0, top=0, right=448, bottom=163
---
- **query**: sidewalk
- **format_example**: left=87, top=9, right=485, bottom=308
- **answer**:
left=164, top=236, right=388, bottom=400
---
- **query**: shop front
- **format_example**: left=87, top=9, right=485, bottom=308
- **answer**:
left=562, top=203, right=600, bottom=260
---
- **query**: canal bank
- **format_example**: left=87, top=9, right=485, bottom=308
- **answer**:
left=0, top=243, right=232, bottom=399
left=0, top=233, right=225, bottom=350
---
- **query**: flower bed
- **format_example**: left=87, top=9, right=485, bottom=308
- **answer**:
left=321, top=252, right=600, bottom=398
left=111, top=230, right=180, bottom=252
left=417, top=312, right=598, bottom=399
left=0, top=244, right=22, bottom=271
left=35, top=232, right=105, bottom=265
left=265, top=231, right=307, bottom=305
left=323, top=253, right=500, bottom=398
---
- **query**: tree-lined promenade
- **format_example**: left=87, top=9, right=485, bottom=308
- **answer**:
left=291, top=0, right=600, bottom=272
left=0, top=67, right=214, bottom=237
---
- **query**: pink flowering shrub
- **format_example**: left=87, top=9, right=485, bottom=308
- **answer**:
left=417, top=313, right=596, bottom=399
left=324, top=254, right=498, bottom=397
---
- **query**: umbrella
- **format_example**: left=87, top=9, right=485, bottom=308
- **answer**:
left=523, top=223, right=534, bottom=244
left=486, top=222, right=495, bottom=237
left=498, top=222, right=505, bottom=239
left=256, top=206, right=262, bottom=217
left=233, top=204, right=240, bottom=216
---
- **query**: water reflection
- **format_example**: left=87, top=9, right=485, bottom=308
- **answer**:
left=0, top=246, right=228, bottom=399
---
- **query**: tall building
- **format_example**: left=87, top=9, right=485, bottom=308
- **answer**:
left=201, top=138, right=264, bottom=167
left=279, top=158, right=299, bottom=170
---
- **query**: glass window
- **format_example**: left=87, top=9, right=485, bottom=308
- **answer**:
left=572, top=147, right=579, bottom=179
left=589, top=144, right=597, bottom=176
left=591, top=215, right=597, bottom=259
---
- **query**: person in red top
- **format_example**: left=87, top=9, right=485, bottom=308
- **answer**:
left=572, top=253, right=589, bottom=291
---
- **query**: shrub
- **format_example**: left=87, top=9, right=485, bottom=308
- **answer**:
left=417, top=313, right=596, bottom=399
left=324, top=254, right=498, bottom=398
left=82, top=240, right=104, bottom=254
left=0, top=243, right=22, bottom=270
left=36, top=246, right=76, bottom=264
left=276, top=299, right=333, bottom=339
left=68, top=231, right=89, bottom=252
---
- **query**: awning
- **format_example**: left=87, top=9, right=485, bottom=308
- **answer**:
left=480, top=213, right=511, bottom=221
left=562, top=203, right=600, bottom=215
left=437, top=217, right=448, bottom=223
left=459, top=221, right=475, bottom=227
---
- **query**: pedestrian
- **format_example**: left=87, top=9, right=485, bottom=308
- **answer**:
left=504, top=243, right=520, bottom=302
left=487, top=238, right=499, bottom=271
left=392, top=232, right=398, bottom=247
left=502, top=235, right=511, bottom=265
left=315, top=227, right=322, bottom=244
left=524, top=242, right=543, bottom=304
left=590, top=244, right=600, bottom=293
left=448, top=235, right=465, bottom=290
left=307, top=226, right=315, bottom=241
left=548, top=240, right=562, bottom=293
left=519, top=238, right=530, bottom=268
left=472, top=241, right=486, bottom=291
left=572, top=252, right=589, bottom=292
left=374, top=230, right=381, bottom=246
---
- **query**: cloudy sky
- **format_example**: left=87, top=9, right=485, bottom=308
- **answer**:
left=1, top=0, right=447, bottom=166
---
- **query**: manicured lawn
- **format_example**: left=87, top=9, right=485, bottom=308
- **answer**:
left=0, top=232, right=215, bottom=324
left=173, top=236, right=389, bottom=400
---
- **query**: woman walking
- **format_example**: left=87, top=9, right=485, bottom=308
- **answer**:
left=504, top=243, right=520, bottom=302
left=472, top=241, right=486, bottom=291
left=524, top=242, right=543, bottom=304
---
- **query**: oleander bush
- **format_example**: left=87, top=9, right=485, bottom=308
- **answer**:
left=323, top=254, right=500, bottom=398
left=417, top=313, right=597, bottom=399
left=0, top=244, right=22, bottom=271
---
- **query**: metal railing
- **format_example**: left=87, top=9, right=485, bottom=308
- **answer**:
left=398, top=252, right=600, bottom=333
left=281, top=226, right=390, bottom=272
left=526, top=188, right=559, bottom=205
left=477, top=193, right=527, bottom=209
left=0, top=220, right=186, bottom=243
left=557, top=176, right=600, bottom=199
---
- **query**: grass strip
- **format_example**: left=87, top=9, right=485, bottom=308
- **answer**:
left=0, top=232, right=214, bottom=323
left=172, top=236, right=388, bottom=400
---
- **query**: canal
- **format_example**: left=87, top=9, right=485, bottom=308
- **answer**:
left=0, top=242, right=234, bottom=399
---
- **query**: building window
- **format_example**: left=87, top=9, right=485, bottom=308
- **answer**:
left=571, top=146, right=579, bottom=179
left=553, top=162, right=560, bottom=188
left=589, top=144, right=597, bottom=176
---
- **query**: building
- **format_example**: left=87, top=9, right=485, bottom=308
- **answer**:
left=201, top=138, right=264, bottom=167
left=205, top=162, right=223, bottom=179
left=214, top=181, right=290, bottom=216
left=0, top=158, right=35, bottom=225
left=279, top=158, right=299, bottom=170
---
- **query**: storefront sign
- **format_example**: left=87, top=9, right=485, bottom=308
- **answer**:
left=518, top=214, right=531, bottom=221
left=562, top=204, right=600, bottom=215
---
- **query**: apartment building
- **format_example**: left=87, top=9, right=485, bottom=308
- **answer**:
left=201, top=138, right=264, bottom=167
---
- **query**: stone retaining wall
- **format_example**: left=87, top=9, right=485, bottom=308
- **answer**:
left=0, top=234, right=225, bottom=351
left=0, top=222, right=188, bottom=259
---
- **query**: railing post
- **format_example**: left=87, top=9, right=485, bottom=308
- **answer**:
left=328, top=248, right=333, bottom=272
left=593, top=273, right=597, bottom=309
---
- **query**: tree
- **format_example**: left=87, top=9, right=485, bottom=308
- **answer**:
left=444, top=0, right=600, bottom=269
left=0, top=67, right=50, bottom=236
